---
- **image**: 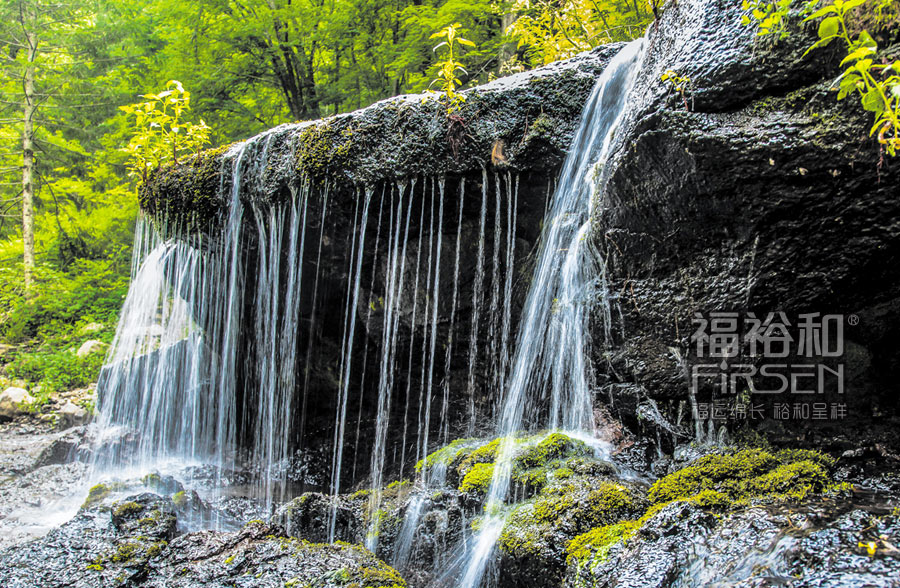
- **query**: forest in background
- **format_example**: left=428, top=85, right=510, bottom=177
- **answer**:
left=0, top=0, right=651, bottom=407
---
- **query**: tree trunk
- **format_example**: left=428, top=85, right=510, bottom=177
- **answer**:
left=22, top=24, right=36, bottom=295
left=499, top=13, right=519, bottom=70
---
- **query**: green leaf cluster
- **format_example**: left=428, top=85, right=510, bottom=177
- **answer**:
left=120, top=80, right=210, bottom=183
left=508, top=0, right=653, bottom=67
left=742, top=0, right=900, bottom=155
left=428, top=23, right=477, bottom=113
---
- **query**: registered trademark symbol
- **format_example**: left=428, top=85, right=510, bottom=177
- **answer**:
left=848, top=314, right=859, bottom=326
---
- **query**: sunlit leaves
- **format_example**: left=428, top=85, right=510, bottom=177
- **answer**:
left=661, top=69, right=692, bottom=110
left=508, top=0, right=650, bottom=67
left=428, top=23, right=475, bottom=113
left=741, top=0, right=793, bottom=38
left=743, top=0, right=900, bottom=156
left=120, top=80, right=211, bottom=183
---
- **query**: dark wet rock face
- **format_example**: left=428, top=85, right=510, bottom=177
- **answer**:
left=0, top=492, right=407, bottom=588
left=590, top=0, right=900, bottom=454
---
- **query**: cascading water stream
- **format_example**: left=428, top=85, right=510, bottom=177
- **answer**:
left=328, top=185, right=374, bottom=541
left=91, top=128, right=318, bottom=525
left=456, top=39, right=646, bottom=588
left=465, top=171, right=490, bottom=435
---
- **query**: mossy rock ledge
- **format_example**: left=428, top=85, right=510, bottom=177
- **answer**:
left=139, top=43, right=625, bottom=227
left=359, top=434, right=896, bottom=588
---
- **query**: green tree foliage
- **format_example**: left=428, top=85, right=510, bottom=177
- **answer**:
left=507, top=0, right=652, bottom=66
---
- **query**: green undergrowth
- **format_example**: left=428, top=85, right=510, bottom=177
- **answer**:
left=1, top=260, right=128, bottom=408
left=0, top=187, right=135, bottom=409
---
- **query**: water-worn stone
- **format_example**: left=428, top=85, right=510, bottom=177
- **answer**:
left=76, top=339, right=107, bottom=358
left=77, top=322, right=104, bottom=335
left=57, top=401, right=89, bottom=430
left=0, top=388, right=34, bottom=421
left=34, top=426, right=93, bottom=467
left=277, top=491, right=364, bottom=544
left=566, top=501, right=900, bottom=588
left=0, top=492, right=408, bottom=588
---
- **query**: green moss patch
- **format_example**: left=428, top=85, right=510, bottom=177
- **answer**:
left=515, top=433, right=590, bottom=469
left=294, top=124, right=355, bottom=182
left=112, top=501, right=144, bottom=518
left=498, top=479, right=643, bottom=561
left=81, top=483, right=114, bottom=510
left=459, top=462, right=495, bottom=496
left=139, top=143, right=236, bottom=224
left=563, top=447, right=840, bottom=578
left=647, top=448, right=836, bottom=506
left=566, top=521, right=640, bottom=566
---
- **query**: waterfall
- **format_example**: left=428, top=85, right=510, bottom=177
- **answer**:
left=440, top=179, right=466, bottom=446
left=365, top=180, right=415, bottom=551
left=465, top=171, right=489, bottom=435
left=399, top=179, right=423, bottom=477
left=328, top=185, right=374, bottom=541
left=90, top=39, right=642, bottom=581
left=456, top=39, right=646, bottom=588
left=93, top=130, right=314, bottom=517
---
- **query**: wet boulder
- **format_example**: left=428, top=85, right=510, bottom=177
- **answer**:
left=591, top=0, right=900, bottom=453
left=144, top=521, right=407, bottom=588
left=277, top=491, right=364, bottom=544
left=0, top=494, right=176, bottom=588
left=0, top=492, right=408, bottom=588
left=0, top=387, right=34, bottom=421
left=566, top=502, right=900, bottom=588
left=57, top=402, right=90, bottom=430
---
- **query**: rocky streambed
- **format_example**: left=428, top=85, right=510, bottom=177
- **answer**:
left=0, top=419, right=899, bottom=587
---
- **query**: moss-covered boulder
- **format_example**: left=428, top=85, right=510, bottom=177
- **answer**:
left=418, top=432, right=636, bottom=587
left=417, top=431, right=612, bottom=506
left=564, top=446, right=847, bottom=588
left=646, top=447, right=837, bottom=506
left=496, top=478, right=645, bottom=587
left=278, top=491, right=365, bottom=545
